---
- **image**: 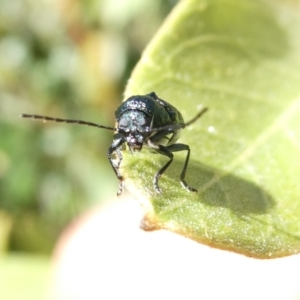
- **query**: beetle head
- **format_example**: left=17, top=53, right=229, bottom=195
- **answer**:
left=117, top=110, right=152, bottom=152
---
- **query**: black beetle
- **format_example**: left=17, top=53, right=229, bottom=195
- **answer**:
left=21, top=92, right=208, bottom=195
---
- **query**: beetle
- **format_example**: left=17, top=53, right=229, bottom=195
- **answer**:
left=21, top=92, right=208, bottom=196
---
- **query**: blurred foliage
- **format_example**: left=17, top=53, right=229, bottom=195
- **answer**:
left=0, top=0, right=178, bottom=254
left=0, top=254, right=50, bottom=300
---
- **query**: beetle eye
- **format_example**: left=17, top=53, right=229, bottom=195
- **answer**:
left=118, top=118, right=129, bottom=129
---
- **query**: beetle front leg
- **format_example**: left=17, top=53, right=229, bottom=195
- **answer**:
left=108, top=134, right=125, bottom=196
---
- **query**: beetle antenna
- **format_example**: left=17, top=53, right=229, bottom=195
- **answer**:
left=183, top=107, right=208, bottom=127
left=20, top=114, right=116, bottom=131
left=143, top=107, right=208, bottom=133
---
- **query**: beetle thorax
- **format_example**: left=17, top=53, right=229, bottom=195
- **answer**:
left=117, top=110, right=151, bottom=152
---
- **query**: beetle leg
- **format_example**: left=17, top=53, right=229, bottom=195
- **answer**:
left=148, top=140, right=173, bottom=193
left=115, top=148, right=123, bottom=169
left=167, top=143, right=197, bottom=192
left=108, top=134, right=125, bottom=196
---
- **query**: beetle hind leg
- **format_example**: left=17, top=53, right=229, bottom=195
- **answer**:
left=147, top=142, right=174, bottom=193
left=167, top=143, right=197, bottom=192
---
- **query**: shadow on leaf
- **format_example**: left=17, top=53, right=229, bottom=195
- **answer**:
left=168, top=158, right=275, bottom=215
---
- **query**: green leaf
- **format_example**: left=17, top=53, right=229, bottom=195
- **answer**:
left=123, top=0, right=300, bottom=258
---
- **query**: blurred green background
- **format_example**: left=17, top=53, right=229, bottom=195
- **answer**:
left=0, top=0, right=177, bottom=298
